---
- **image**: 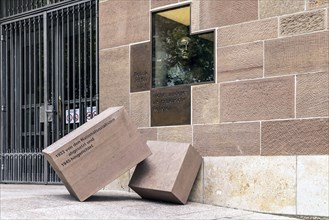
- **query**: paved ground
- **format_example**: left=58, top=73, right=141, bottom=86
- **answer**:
left=0, top=184, right=300, bottom=220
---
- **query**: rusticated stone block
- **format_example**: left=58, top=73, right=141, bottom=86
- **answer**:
left=307, top=0, right=329, bottom=9
left=262, top=118, right=329, bottom=155
left=192, top=84, right=219, bottom=124
left=43, top=107, right=152, bottom=201
left=151, top=0, right=178, bottom=8
left=130, top=91, right=150, bottom=128
left=99, top=47, right=130, bottom=112
left=217, top=42, right=263, bottom=82
left=99, top=0, right=149, bottom=49
left=220, top=77, right=295, bottom=122
left=265, top=31, right=329, bottom=76
left=297, top=72, right=329, bottom=117
left=129, top=141, right=202, bottom=204
left=259, top=0, right=305, bottom=18
left=195, top=0, right=258, bottom=29
left=193, top=123, right=260, bottom=156
left=158, top=126, right=192, bottom=143
left=280, top=10, right=326, bottom=36
left=218, top=18, right=278, bottom=47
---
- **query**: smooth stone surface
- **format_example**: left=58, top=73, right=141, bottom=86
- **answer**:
left=151, top=86, right=191, bottom=126
left=204, top=156, right=297, bottom=214
left=157, top=126, right=192, bottom=143
left=297, top=156, right=329, bottom=216
left=129, top=141, right=202, bottom=204
left=0, top=184, right=300, bottom=220
left=43, top=107, right=151, bottom=201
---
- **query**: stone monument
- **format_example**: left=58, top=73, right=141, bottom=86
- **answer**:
left=43, top=106, right=151, bottom=202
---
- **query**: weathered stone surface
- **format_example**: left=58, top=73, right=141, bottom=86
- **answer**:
left=157, top=125, right=192, bottom=143
left=43, top=107, right=152, bottom=201
left=192, top=84, right=219, bottom=124
left=138, top=128, right=158, bottom=141
left=297, top=72, right=329, bottom=117
left=130, top=91, right=150, bottom=128
left=280, top=10, right=326, bottom=36
left=194, top=0, right=258, bottom=29
left=265, top=31, right=329, bottom=76
left=151, top=86, right=191, bottom=126
left=103, top=172, right=130, bottom=192
left=204, top=156, right=296, bottom=214
left=259, top=0, right=305, bottom=18
left=99, top=47, right=130, bottom=113
left=151, top=0, right=178, bottom=8
left=99, top=0, right=149, bottom=49
left=129, top=141, right=202, bottom=204
left=217, top=42, right=263, bottom=82
left=220, top=77, right=295, bottom=122
left=297, top=156, right=329, bottom=216
left=307, top=0, right=329, bottom=9
left=218, top=18, right=278, bottom=47
left=130, top=42, right=151, bottom=92
left=193, top=123, right=260, bottom=156
left=262, top=118, right=329, bottom=155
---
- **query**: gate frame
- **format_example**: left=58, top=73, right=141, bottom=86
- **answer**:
left=0, top=0, right=99, bottom=184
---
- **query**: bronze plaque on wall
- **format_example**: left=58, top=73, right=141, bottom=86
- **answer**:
left=130, top=42, right=151, bottom=92
left=151, top=85, right=191, bottom=126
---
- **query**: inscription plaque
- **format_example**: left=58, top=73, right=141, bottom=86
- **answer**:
left=42, top=106, right=151, bottom=202
left=130, top=42, right=151, bottom=92
left=151, top=85, right=191, bottom=126
left=129, top=141, right=202, bottom=204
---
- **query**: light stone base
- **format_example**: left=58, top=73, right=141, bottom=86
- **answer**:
left=103, top=155, right=329, bottom=217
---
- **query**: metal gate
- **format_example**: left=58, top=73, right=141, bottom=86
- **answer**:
left=0, top=0, right=99, bottom=184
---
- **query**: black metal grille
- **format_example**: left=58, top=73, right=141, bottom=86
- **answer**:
left=0, top=0, right=99, bottom=184
left=0, top=0, right=69, bottom=18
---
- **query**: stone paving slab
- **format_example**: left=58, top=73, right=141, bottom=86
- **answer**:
left=0, top=184, right=300, bottom=220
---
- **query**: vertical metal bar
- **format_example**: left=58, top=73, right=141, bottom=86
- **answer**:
left=72, top=6, right=76, bottom=129
left=0, top=25, right=3, bottom=181
left=83, top=3, right=87, bottom=123
left=3, top=25, right=9, bottom=156
left=29, top=18, right=32, bottom=154
left=56, top=10, right=60, bottom=141
left=23, top=20, right=27, bottom=154
left=18, top=20, right=22, bottom=159
left=78, top=5, right=81, bottom=127
left=43, top=12, right=48, bottom=184
left=61, top=8, right=65, bottom=137
left=89, top=2, right=93, bottom=116
left=66, top=8, right=70, bottom=134
left=33, top=17, right=37, bottom=154
left=10, top=23, right=15, bottom=154
left=38, top=15, right=42, bottom=154
left=95, top=0, right=99, bottom=114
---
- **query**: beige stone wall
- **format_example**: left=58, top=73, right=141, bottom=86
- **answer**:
left=99, top=0, right=329, bottom=216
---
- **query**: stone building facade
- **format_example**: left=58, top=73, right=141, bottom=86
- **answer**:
left=99, top=0, right=329, bottom=217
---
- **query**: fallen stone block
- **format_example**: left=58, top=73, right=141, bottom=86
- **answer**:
left=43, top=106, right=151, bottom=202
left=129, top=141, right=202, bottom=204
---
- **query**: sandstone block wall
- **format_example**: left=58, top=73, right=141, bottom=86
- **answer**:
left=99, top=0, right=328, bottom=216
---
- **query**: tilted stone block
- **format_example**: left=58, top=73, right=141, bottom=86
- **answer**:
left=129, top=141, right=202, bottom=204
left=43, top=106, right=151, bottom=202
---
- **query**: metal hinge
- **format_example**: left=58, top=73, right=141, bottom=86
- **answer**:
left=1, top=164, right=3, bottom=170
left=1, top=105, right=6, bottom=112
left=0, top=35, right=3, bottom=41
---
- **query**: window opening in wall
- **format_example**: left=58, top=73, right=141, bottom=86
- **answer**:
left=152, top=5, right=214, bottom=88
